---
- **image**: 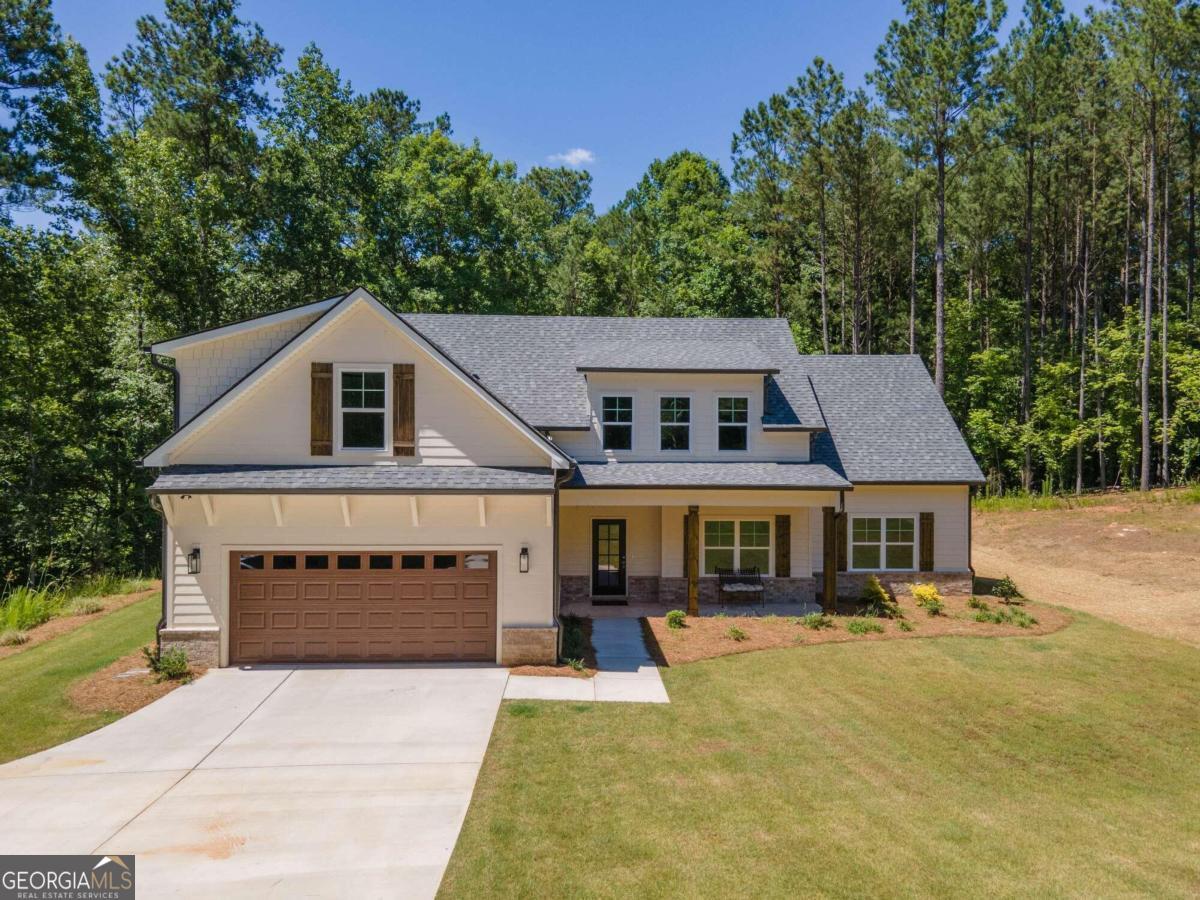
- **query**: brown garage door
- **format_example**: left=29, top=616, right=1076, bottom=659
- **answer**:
left=229, top=550, right=496, bottom=664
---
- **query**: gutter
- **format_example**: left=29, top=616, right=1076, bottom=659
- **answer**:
left=144, top=349, right=180, bottom=648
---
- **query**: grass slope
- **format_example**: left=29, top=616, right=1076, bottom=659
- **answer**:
left=441, top=613, right=1200, bottom=898
left=0, top=596, right=160, bottom=764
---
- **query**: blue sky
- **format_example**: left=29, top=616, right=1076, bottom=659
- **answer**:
left=49, top=0, right=1092, bottom=214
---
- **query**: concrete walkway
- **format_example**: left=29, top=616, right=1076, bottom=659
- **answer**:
left=505, top=618, right=669, bottom=704
left=0, top=665, right=508, bottom=899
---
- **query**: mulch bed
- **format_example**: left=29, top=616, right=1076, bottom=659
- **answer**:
left=67, top=649, right=205, bottom=715
left=0, top=586, right=160, bottom=661
left=508, top=614, right=598, bottom=678
left=642, top=591, right=1072, bottom=666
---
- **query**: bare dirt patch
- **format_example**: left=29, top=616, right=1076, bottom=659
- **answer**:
left=974, top=490, right=1200, bottom=647
left=67, top=649, right=204, bottom=715
left=643, top=592, right=1070, bottom=666
left=0, top=586, right=160, bottom=661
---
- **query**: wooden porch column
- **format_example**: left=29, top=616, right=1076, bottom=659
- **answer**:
left=686, top=504, right=699, bottom=616
left=821, top=506, right=838, bottom=614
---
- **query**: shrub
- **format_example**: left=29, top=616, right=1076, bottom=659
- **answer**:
left=967, top=595, right=990, bottom=611
left=0, top=585, right=63, bottom=632
left=911, top=583, right=945, bottom=616
left=665, top=609, right=688, bottom=630
left=800, top=612, right=836, bottom=630
left=68, top=598, right=104, bottom=616
left=565, top=657, right=586, bottom=672
left=991, top=575, right=1022, bottom=603
left=0, top=629, right=29, bottom=646
left=973, top=607, right=1039, bottom=628
left=725, top=625, right=748, bottom=642
left=898, top=620, right=915, bottom=632
left=143, top=645, right=192, bottom=682
left=560, top=614, right=591, bottom=661
left=847, top=618, right=884, bottom=635
left=859, top=575, right=900, bottom=618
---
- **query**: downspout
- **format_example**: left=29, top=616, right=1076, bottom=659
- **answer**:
left=145, top=349, right=180, bottom=650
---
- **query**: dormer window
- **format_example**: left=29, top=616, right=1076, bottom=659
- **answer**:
left=659, top=396, right=690, bottom=451
left=717, top=396, right=749, bottom=451
left=338, top=367, right=388, bottom=450
left=601, top=396, right=633, bottom=450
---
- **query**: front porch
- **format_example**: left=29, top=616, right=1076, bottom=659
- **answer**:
left=557, top=487, right=840, bottom=616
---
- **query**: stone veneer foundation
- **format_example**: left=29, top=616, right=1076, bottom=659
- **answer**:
left=821, top=571, right=974, bottom=599
left=561, top=574, right=818, bottom=606
left=500, top=624, right=559, bottom=665
left=159, top=627, right=220, bottom=668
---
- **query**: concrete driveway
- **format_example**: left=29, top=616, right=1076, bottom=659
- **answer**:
left=0, top=664, right=508, bottom=899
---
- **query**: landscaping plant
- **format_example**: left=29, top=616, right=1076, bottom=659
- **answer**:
left=911, top=583, right=945, bottom=616
left=0, top=629, right=29, bottom=646
left=847, top=618, right=884, bottom=635
left=991, top=575, right=1022, bottom=604
left=142, top=645, right=192, bottom=682
left=859, top=575, right=900, bottom=618
left=725, top=626, right=748, bottom=642
left=800, top=612, right=836, bottom=630
left=665, top=610, right=688, bottom=630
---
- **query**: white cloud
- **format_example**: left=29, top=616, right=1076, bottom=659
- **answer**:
left=547, top=147, right=595, bottom=168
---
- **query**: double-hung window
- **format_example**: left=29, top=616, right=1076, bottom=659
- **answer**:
left=850, top=515, right=916, bottom=570
left=717, top=396, right=749, bottom=451
left=703, top=519, right=771, bottom=574
left=659, top=396, right=690, bottom=451
left=339, top=368, right=388, bottom=450
left=601, top=396, right=633, bottom=451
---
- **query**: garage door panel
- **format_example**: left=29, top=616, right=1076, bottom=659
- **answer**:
left=302, top=582, right=330, bottom=601
left=230, top=550, right=496, bottom=664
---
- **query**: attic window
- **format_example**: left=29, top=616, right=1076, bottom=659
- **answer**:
left=339, top=368, right=388, bottom=451
left=601, top=396, right=633, bottom=451
left=717, top=396, right=749, bottom=451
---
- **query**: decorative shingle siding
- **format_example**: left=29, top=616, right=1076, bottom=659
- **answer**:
left=173, top=312, right=324, bottom=423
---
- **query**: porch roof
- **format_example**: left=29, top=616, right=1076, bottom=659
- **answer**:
left=147, top=464, right=557, bottom=494
left=561, top=461, right=851, bottom=490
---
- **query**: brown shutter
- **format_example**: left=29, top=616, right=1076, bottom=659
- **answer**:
left=837, top=511, right=848, bottom=572
left=393, top=363, right=415, bottom=457
left=310, top=363, right=333, bottom=456
left=919, top=512, right=935, bottom=571
left=774, top=514, right=791, bottom=577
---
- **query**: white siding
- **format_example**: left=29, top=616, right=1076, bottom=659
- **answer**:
left=173, top=313, right=324, bottom=423
left=808, top=484, right=971, bottom=572
left=169, top=303, right=548, bottom=467
left=549, top=372, right=810, bottom=462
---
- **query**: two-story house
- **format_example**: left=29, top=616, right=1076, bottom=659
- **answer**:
left=142, top=288, right=983, bottom=668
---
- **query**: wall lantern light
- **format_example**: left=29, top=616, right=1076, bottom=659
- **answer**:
left=519, top=546, right=530, bottom=574
left=186, top=547, right=202, bottom=575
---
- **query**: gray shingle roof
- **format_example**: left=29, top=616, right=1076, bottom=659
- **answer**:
left=563, top=461, right=851, bottom=490
left=403, top=314, right=824, bottom=431
left=804, top=355, right=984, bottom=484
left=576, top=340, right=778, bottom=373
left=148, top=465, right=556, bottom=493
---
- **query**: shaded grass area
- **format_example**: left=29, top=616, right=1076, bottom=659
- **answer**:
left=441, top=613, right=1200, bottom=898
left=0, top=596, right=160, bottom=763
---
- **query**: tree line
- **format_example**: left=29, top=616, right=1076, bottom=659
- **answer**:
left=0, top=0, right=1197, bottom=582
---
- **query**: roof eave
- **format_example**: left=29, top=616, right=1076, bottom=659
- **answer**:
left=577, top=366, right=780, bottom=375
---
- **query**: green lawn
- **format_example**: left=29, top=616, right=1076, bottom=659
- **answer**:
left=441, top=610, right=1200, bottom=898
left=0, top=596, right=160, bottom=764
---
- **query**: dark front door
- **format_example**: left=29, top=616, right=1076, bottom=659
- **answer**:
left=591, top=519, right=627, bottom=596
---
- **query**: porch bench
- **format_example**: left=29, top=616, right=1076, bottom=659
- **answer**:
left=716, top=567, right=765, bottom=605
